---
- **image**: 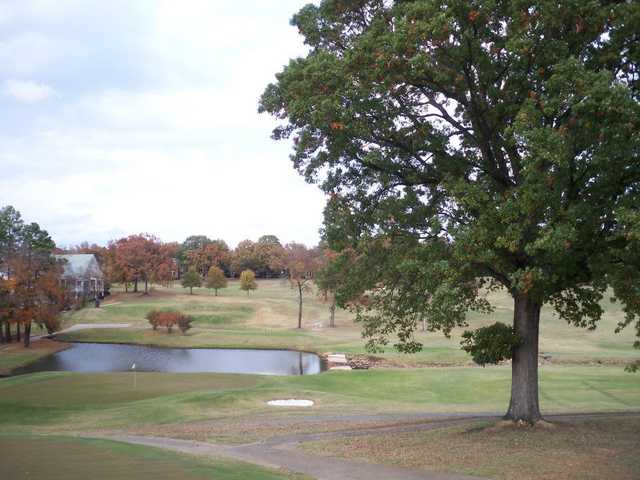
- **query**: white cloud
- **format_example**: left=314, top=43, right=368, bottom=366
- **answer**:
left=2, top=79, right=55, bottom=103
left=0, top=0, right=324, bottom=248
left=0, top=32, right=61, bottom=77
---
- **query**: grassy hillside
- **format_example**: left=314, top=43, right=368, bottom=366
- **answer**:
left=52, top=279, right=639, bottom=365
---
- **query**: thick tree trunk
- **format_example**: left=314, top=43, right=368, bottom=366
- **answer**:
left=125, top=282, right=129, bottom=293
left=144, top=279, right=148, bottom=295
left=505, top=293, right=542, bottom=423
left=4, top=322, right=10, bottom=343
left=189, top=287, right=193, bottom=295
left=297, top=284, right=303, bottom=329
left=133, top=279, right=138, bottom=293
left=0, top=322, right=4, bottom=343
left=16, top=323, right=21, bottom=343
left=23, top=321, right=31, bottom=348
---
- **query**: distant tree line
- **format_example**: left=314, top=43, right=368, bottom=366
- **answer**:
left=72, top=233, right=335, bottom=291
left=2, top=204, right=349, bottom=344
left=71, top=234, right=345, bottom=329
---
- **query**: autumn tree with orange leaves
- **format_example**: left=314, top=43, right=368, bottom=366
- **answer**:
left=111, top=234, right=173, bottom=294
left=0, top=206, right=65, bottom=347
left=186, top=239, right=230, bottom=278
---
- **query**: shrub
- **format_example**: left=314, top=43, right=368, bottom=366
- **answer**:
left=146, top=310, right=160, bottom=330
left=177, top=314, right=193, bottom=335
left=461, top=322, right=521, bottom=366
left=146, top=310, right=193, bottom=334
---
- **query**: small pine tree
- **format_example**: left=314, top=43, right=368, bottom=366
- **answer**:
left=206, top=266, right=228, bottom=296
left=239, top=269, right=257, bottom=296
left=181, top=269, right=201, bottom=295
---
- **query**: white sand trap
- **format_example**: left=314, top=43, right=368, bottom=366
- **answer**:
left=267, top=399, right=314, bottom=407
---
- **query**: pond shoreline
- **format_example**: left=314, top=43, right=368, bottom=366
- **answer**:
left=51, top=335, right=324, bottom=357
left=8, top=341, right=326, bottom=377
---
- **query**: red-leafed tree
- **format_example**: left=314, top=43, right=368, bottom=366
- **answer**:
left=112, top=234, right=171, bottom=294
left=186, top=240, right=230, bottom=278
left=153, top=242, right=179, bottom=287
left=231, top=240, right=259, bottom=276
left=106, top=241, right=134, bottom=291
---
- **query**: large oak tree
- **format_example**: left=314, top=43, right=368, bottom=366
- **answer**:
left=260, top=0, right=640, bottom=422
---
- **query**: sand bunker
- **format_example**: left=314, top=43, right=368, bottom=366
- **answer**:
left=267, top=399, right=314, bottom=407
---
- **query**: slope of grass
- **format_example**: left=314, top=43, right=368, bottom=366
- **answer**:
left=48, top=280, right=639, bottom=366
left=0, top=435, right=308, bottom=480
left=0, top=367, right=637, bottom=433
left=0, top=339, right=70, bottom=375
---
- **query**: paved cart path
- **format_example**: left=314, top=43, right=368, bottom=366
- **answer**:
left=97, top=414, right=498, bottom=480
left=29, top=323, right=131, bottom=342
left=95, top=411, right=640, bottom=480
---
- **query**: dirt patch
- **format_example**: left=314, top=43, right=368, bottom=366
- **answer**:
left=119, top=415, right=444, bottom=445
left=302, top=414, right=640, bottom=480
left=344, top=354, right=475, bottom=369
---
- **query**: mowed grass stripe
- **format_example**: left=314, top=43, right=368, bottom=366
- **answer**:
left=0, top=367, right=637, bottom=431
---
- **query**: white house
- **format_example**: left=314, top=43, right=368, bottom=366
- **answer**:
left=54, top=254, right=105, bottom=299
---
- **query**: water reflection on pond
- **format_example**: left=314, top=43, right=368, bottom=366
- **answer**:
left=12, top=342, right=323, bottom=376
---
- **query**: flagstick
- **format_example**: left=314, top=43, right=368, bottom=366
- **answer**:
left=132, top=363, right=137, bottom=389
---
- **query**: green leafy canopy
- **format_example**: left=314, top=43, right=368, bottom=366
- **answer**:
left=260, top=1, right=640, bottom=357
left=461, top=322, right=521, bottom=366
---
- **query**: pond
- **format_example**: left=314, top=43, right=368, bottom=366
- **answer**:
left=12, top=342, right=324, bottom=376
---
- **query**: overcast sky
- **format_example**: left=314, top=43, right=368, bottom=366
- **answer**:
left=0, top=0, right=326, bottom=248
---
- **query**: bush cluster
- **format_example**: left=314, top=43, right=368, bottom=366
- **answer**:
left=461, top=322, right=521, bottom=366
left=146, top=310, right=193, bottom=334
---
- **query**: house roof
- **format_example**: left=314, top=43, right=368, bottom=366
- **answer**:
left=54, top=254, right=102, bottom=278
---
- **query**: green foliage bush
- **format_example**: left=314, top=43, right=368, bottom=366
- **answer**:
left=461, top=322, right=521, bottom=366
left=181, top=269, right=201, bottom=294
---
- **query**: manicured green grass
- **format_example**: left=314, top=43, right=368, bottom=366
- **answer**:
left=0, top=340, right=70, bottom=375
left=0, top=435, right=307, bottom=480
left=2, top=280, right=637, bottom=478
left=0, top=367, right=637, bottom=434
left=0, top=351, right=45, bottom=372
left=49, top=280, right=639, bottom=367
